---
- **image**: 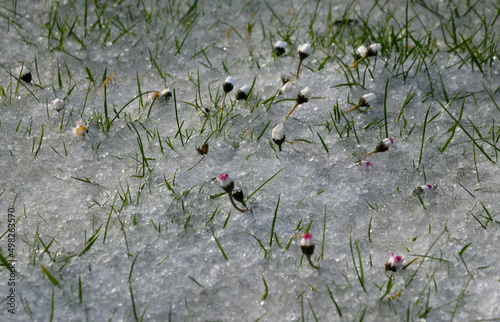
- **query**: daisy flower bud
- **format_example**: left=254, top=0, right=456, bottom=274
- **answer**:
left=216, top=174, right=234, bottom=193
left=74, top=121, right=89, bottom=138
left=367, top=43, right=382, bottom=56
left=344, top=93, right=377, bottom=114
left=360, top=138, right=393, bottom=160
left=235, top=85, right=250, bottom=101
left=415, top=184, right=432, bottom=194
left=217, top=174, right=247, bottom=213
left=52, top=98, right=65, bottom=112
left=296, top=43, right=312, bottom=79
left=278, top=75, right=292, bottom=95
left=385, top=253, right=404, bottom=272
left=274, top=40, right=287, bottom=56
left=286, top=87, right=311, bottom=120
left=354, top=45, right=368, bottom=60
left=351, top=43, right=381, bottom=69
left=272, top=123, right=285, bottom=151
left=16, top=65, right=32, bottom=83
left=298, top=43, right=313, bottom=60
left=232, top=188, right=250, bottom=211
left=223, top=76, right=235, bottom=93
left=300, top=233, right=318, bottom=269
left=375, top=137, right=394, bottom=152
left=220, top=76, right=236, bottom=117
left=161, top=88, right=172, bottom=100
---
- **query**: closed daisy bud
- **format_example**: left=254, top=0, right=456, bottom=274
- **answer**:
left=235, top=85, right=250, bottom=101
left=296, top=43, right=313, bottom=79
left=220, top=76, right=236, bottom=117
left=367, top=43, right=382, bottom=56
left=216, top=174, right=234, bottom=193
left=286, top=87, right=312, bottom=120
left=354, top=45, right=368, bottom=59
left=360, top=93, right=377, bottom=107
left=344, top=93, right=377, bottom=114
left=16, top=65, right=32, bottom=83
left=274, top=40, right=287, bottom=56
left=74, top=121, right=89, bottom=138
left=272, top=123, right=285, bottom=151
left=376, top=138, right=394, bottom=152
left=385, top=253, right=404, bottom=272
left=223, top=76, right=235, bottom=93
left=52, top=98, right=65, bottom=112
left=161, top=88, right=172, bottom=100
left=300, top=233, right=318, bottom=269
left=217, top=174, right=247, bottom=213
left=232, top=188, right=250, bottom=211
left=278, top=75, right=292, bottom=95
left=415, top=184, right=432, bottom=194
left=360, top=138, right=393, bottom=160
left=298, top=43, right=313, bottom=60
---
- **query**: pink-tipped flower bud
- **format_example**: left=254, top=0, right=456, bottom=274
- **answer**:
left=359, top=160, right=372, bottom=167
left=385, top=253, right=404, bottom=272
left=300, top=233, right=315, bottom=257
left=217, top=174, right=234, bottom=193
left=374, top=137, right=394, bottom=153
left=415, top=184, right=433, bottom=194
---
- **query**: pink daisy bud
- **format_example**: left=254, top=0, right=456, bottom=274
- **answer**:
left=385, top=253, right=404, bottom=272
left=373, top=138, right=394, bottom=153
left=300, top=233, right=318, bottom=269
left=216, top=174, right=234, bottom=193
left=415, top=184, right=433, bottom=194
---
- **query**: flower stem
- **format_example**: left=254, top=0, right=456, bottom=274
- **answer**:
left=278, top=144, right=282, bottom=152
left=220, top=92, right=227, bottom=118
left=296, top=59, right=303, bottom=79
left=187, top=155, right=205, bottom=171
left=285, top=102, right=299, bottom=120
left=228, top=193, right=246, bottom=213
left=350, top=54, right=367, bottom=69
left=344, top=103, right=361, bottom=114
left=306, top=256, right=319, bottom=269
left=359, top=149, right=376, bottom=161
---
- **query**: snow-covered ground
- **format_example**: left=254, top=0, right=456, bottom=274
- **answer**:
left=1, top=0, right=499, bottom=320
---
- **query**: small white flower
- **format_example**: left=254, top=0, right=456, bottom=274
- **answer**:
left=223, top=76, right=236, bottom=93
left=279, top=82, right=292, bottom=95
left=298, top=86, right=312, bottom=102
left=381, top=137, right=394, bottom=147
left=52, top=98, right=65, bottom=112
left=272, top=123, right=285, bottom=142
left=298, top=43, right=313, bottom=58
left=368, top=43, right=382, bottom=55
left=235, top=85, right=250, bottom=101
left=16, top=65, right=32, bottom=83
left=361, top=93, right=377, bottom=106
left=355, top=45, right=368, bottom=57
left=274, top=40, right=287, bottom=56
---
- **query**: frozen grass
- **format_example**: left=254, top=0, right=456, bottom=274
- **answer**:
left=1, top=0, right=500, bottom=321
